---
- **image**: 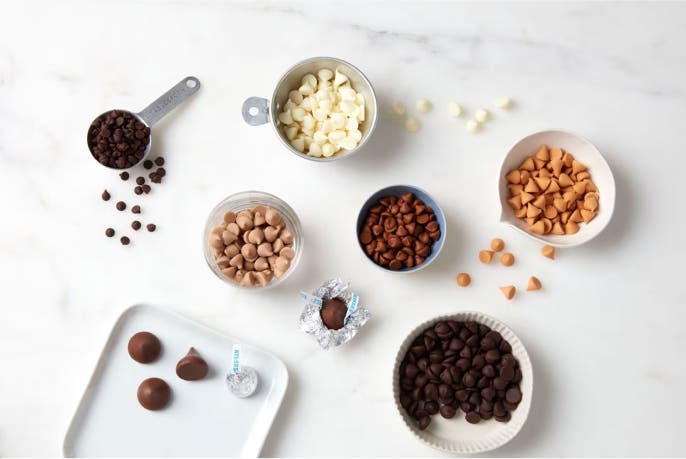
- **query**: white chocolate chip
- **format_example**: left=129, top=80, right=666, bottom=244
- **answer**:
left=474, top=108, right=490, bottom=123
left=278, top=111, right=293, bottom=125
left=493, top=97, right=512, bottom=109
left=291, top=137, right=305, bottom=152
left=322, top=143, right=335, bottom=157
left=317, top=68, right=333, bottom=81
left=391, top=101, right=406, bottom=116
left=291, top=107, right=305, bottom=122
left=284, top=126, right=298, bottom=141
left=333, top=70, right=348, bottom=87
left=289, top=90, right=303, bottom=104
left=415, top=99, right=432, bottom=114
left=301, top=74, right=317, bottom=88
left=466, top=119, right=481, bottom=133
left=298, top=84, right=314, bottom=96
left=308, top=142, right=322, bottom=157
left=404, top=116, right=421, bottom=133
left=447, top=102, right=463, bottom=117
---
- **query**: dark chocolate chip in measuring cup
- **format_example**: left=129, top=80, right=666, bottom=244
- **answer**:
left=88, top=110, right=150, bottom=169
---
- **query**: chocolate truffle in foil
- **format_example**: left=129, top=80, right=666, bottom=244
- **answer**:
left=226, top=366, right=259, bottom=398
left=299, top=278, right=371, bottom=349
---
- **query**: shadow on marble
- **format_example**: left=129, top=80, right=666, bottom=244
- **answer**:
left=579, top=150, right=634, bottom=254
left=337, top=90, right=410, bottom=173
left=259, top=365, right=300, bottom=457
left=478, top=342, right=555, bottom=457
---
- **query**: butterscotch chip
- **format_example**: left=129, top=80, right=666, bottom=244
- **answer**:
left=508, top=184, right=523, bottom=196
left=500, top=252, right=515, bottom=266
left=515, top=206, right=527, bottom=218
left=585, top=180, right=598, bottom=192
left=490, top=238, right=505, bottom=252
left=577, top=171, right=590, bottom=181
left=544, top=205, right=558, bottom=219
left=479, top=250, right=495, bottom=264
left=542, top=218, right=553, bottom=233
left=550, top=147, right=563, bottom=160
left=536, top=145, right=550, bottom=161
left=570, top=209, right=583, bottom=223
left=560, top=211, right=571, bottom=224
left=558, top=173, right=573, bottom=187
left=560, top=152, right=572, bottom=166
left=553, top=198, right=567, bottom=213
left=520, top=191, right=534, bottom=205
left=519, top=170, right=531, bottom=185
left=534, top=176, right=550, bottom=191
left=573, top=181, right=586, bottom=195
left=530, top=220, right=545, bottom=235
left=508, top=195, right=522, bottom=210
left=532, top=194, right=546, bottom=209
left=520, top=157, right=535, bottom=171
left=526, top=204, right=542, bottom=218
left=505, top=170, right=521, bottom=184
left=551, top=221, right=565, bottom=235
left=565, top=221, right=580, bottom=234
left=541, top=245, right=555, bottom=259
left=584, top=195, right=598, bottom=211
left=527, top=276, right=542, bottom=291
left=524, top=179, right=539, bottom=193
left=499, top=285, right=516, bottom=300
left=550, top=158, right=563, bottom=177
left=572, top=160, right=587, bottom=174
left=539, top=168, right=552, bottom=179
left=456, top=273, right=471, bottom=287
left=580, top=209, right=596, bottom=223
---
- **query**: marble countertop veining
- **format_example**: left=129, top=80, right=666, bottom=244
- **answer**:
left=1, top=1, right=686, bottom=456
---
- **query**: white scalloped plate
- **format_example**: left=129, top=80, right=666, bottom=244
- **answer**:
left=392, top=311, right=533, bottom=454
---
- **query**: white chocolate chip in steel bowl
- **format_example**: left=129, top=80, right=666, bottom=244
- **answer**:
left=498, top=129, right=616, bottom=247
left=392, top=311, right=533, bottom=454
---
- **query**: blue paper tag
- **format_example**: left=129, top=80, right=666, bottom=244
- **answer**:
left=299, top=291, right=323, bottom=308
left=232, top=344, right=241, bottom=374
left=344, top=293, right=359, bottom=325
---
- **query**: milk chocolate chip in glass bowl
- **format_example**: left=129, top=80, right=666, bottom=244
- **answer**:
left=203, top=191, right=302, bottom=289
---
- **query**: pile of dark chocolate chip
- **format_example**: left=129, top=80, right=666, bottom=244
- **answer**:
left=88, top=110, right=151, bottom=169
left=398, top=320, right=523, bottom=430
left=101, top=156, right=165, bottom=246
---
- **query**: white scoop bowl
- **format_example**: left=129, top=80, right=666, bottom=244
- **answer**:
left=498, top=130, right=615, bottom=247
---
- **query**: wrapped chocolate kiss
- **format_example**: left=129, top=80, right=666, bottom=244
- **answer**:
left=299, top=278, right=371, bottom=349
left=226, top=344, right=258, bottom=398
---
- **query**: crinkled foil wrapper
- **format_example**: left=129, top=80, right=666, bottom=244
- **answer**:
left=299, top=278, right=371, bottom=349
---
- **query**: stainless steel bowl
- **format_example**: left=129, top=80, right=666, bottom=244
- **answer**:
left=242, top=57, right=378, bottom=162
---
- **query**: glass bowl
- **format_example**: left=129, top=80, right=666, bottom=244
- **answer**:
left=203, top=191, right=303, bottom=289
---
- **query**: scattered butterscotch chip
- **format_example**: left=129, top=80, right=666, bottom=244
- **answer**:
left=527, top=276, right=542, bottom=291
left=456, top=273, right=471, bottom=287
left=500, top=252, right=515, bottom=266
left=500, top=285, right=516, bottom=300
left=541, top=245, right=555, bottom=259
left=490, top=238, right=505, bottom=252
left=479, top=250, right=494, bottom=264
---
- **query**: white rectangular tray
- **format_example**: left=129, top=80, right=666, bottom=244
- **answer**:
left=63, top=304, right=288, bottom=457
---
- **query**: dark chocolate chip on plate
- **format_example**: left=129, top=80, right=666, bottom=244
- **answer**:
left=116, top=201, right=126, bottom=211
left=101, top=190, right=111, bottom=201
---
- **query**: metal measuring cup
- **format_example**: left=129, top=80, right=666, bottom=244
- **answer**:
left=241, top=57, right=378, bottom=162
left=87, top=76, right=201, bottom=169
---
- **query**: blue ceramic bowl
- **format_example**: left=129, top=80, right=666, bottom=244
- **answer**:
left=356, top=185, right=447, bottom=273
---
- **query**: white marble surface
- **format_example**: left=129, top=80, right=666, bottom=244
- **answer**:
left=1, top=1, right=686, bottom=456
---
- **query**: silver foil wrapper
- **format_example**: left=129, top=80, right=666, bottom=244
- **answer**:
left=226, top=366, right=259, bottom=398
left=299, top=278, right=371, bottom=349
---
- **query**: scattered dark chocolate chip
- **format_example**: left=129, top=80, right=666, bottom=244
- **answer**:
left=101, top=189, right=111, bottom=201
left=143, top=159, right=153, bottom=169
left=105, top=228, right=115, bottom=237
left=132, top=220, right=141, bottom=231
left=154, top=157, right=165, bottom=166
left=119, top=171, right=129, bottom=180
left=134, top=186, right=143, bottom=195
left=156, top=167, right=166, bottom=177
left=128, top=331, right=161, bottom=363
left=136, top=176, right=145, bottom=185
left=142, top=184, right=151, bottom=193
left=132, top=205, right=141, bottom=214
left=120, top=236, right=130, bottom=245
left=146, top=224, right=156, bottom=232
left=116, top=201, right=126, bottom=211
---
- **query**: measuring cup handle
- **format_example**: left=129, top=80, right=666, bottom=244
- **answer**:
left=137, top=76, right=201, bottom=126
left=242, top=97, right=270, bottom=126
